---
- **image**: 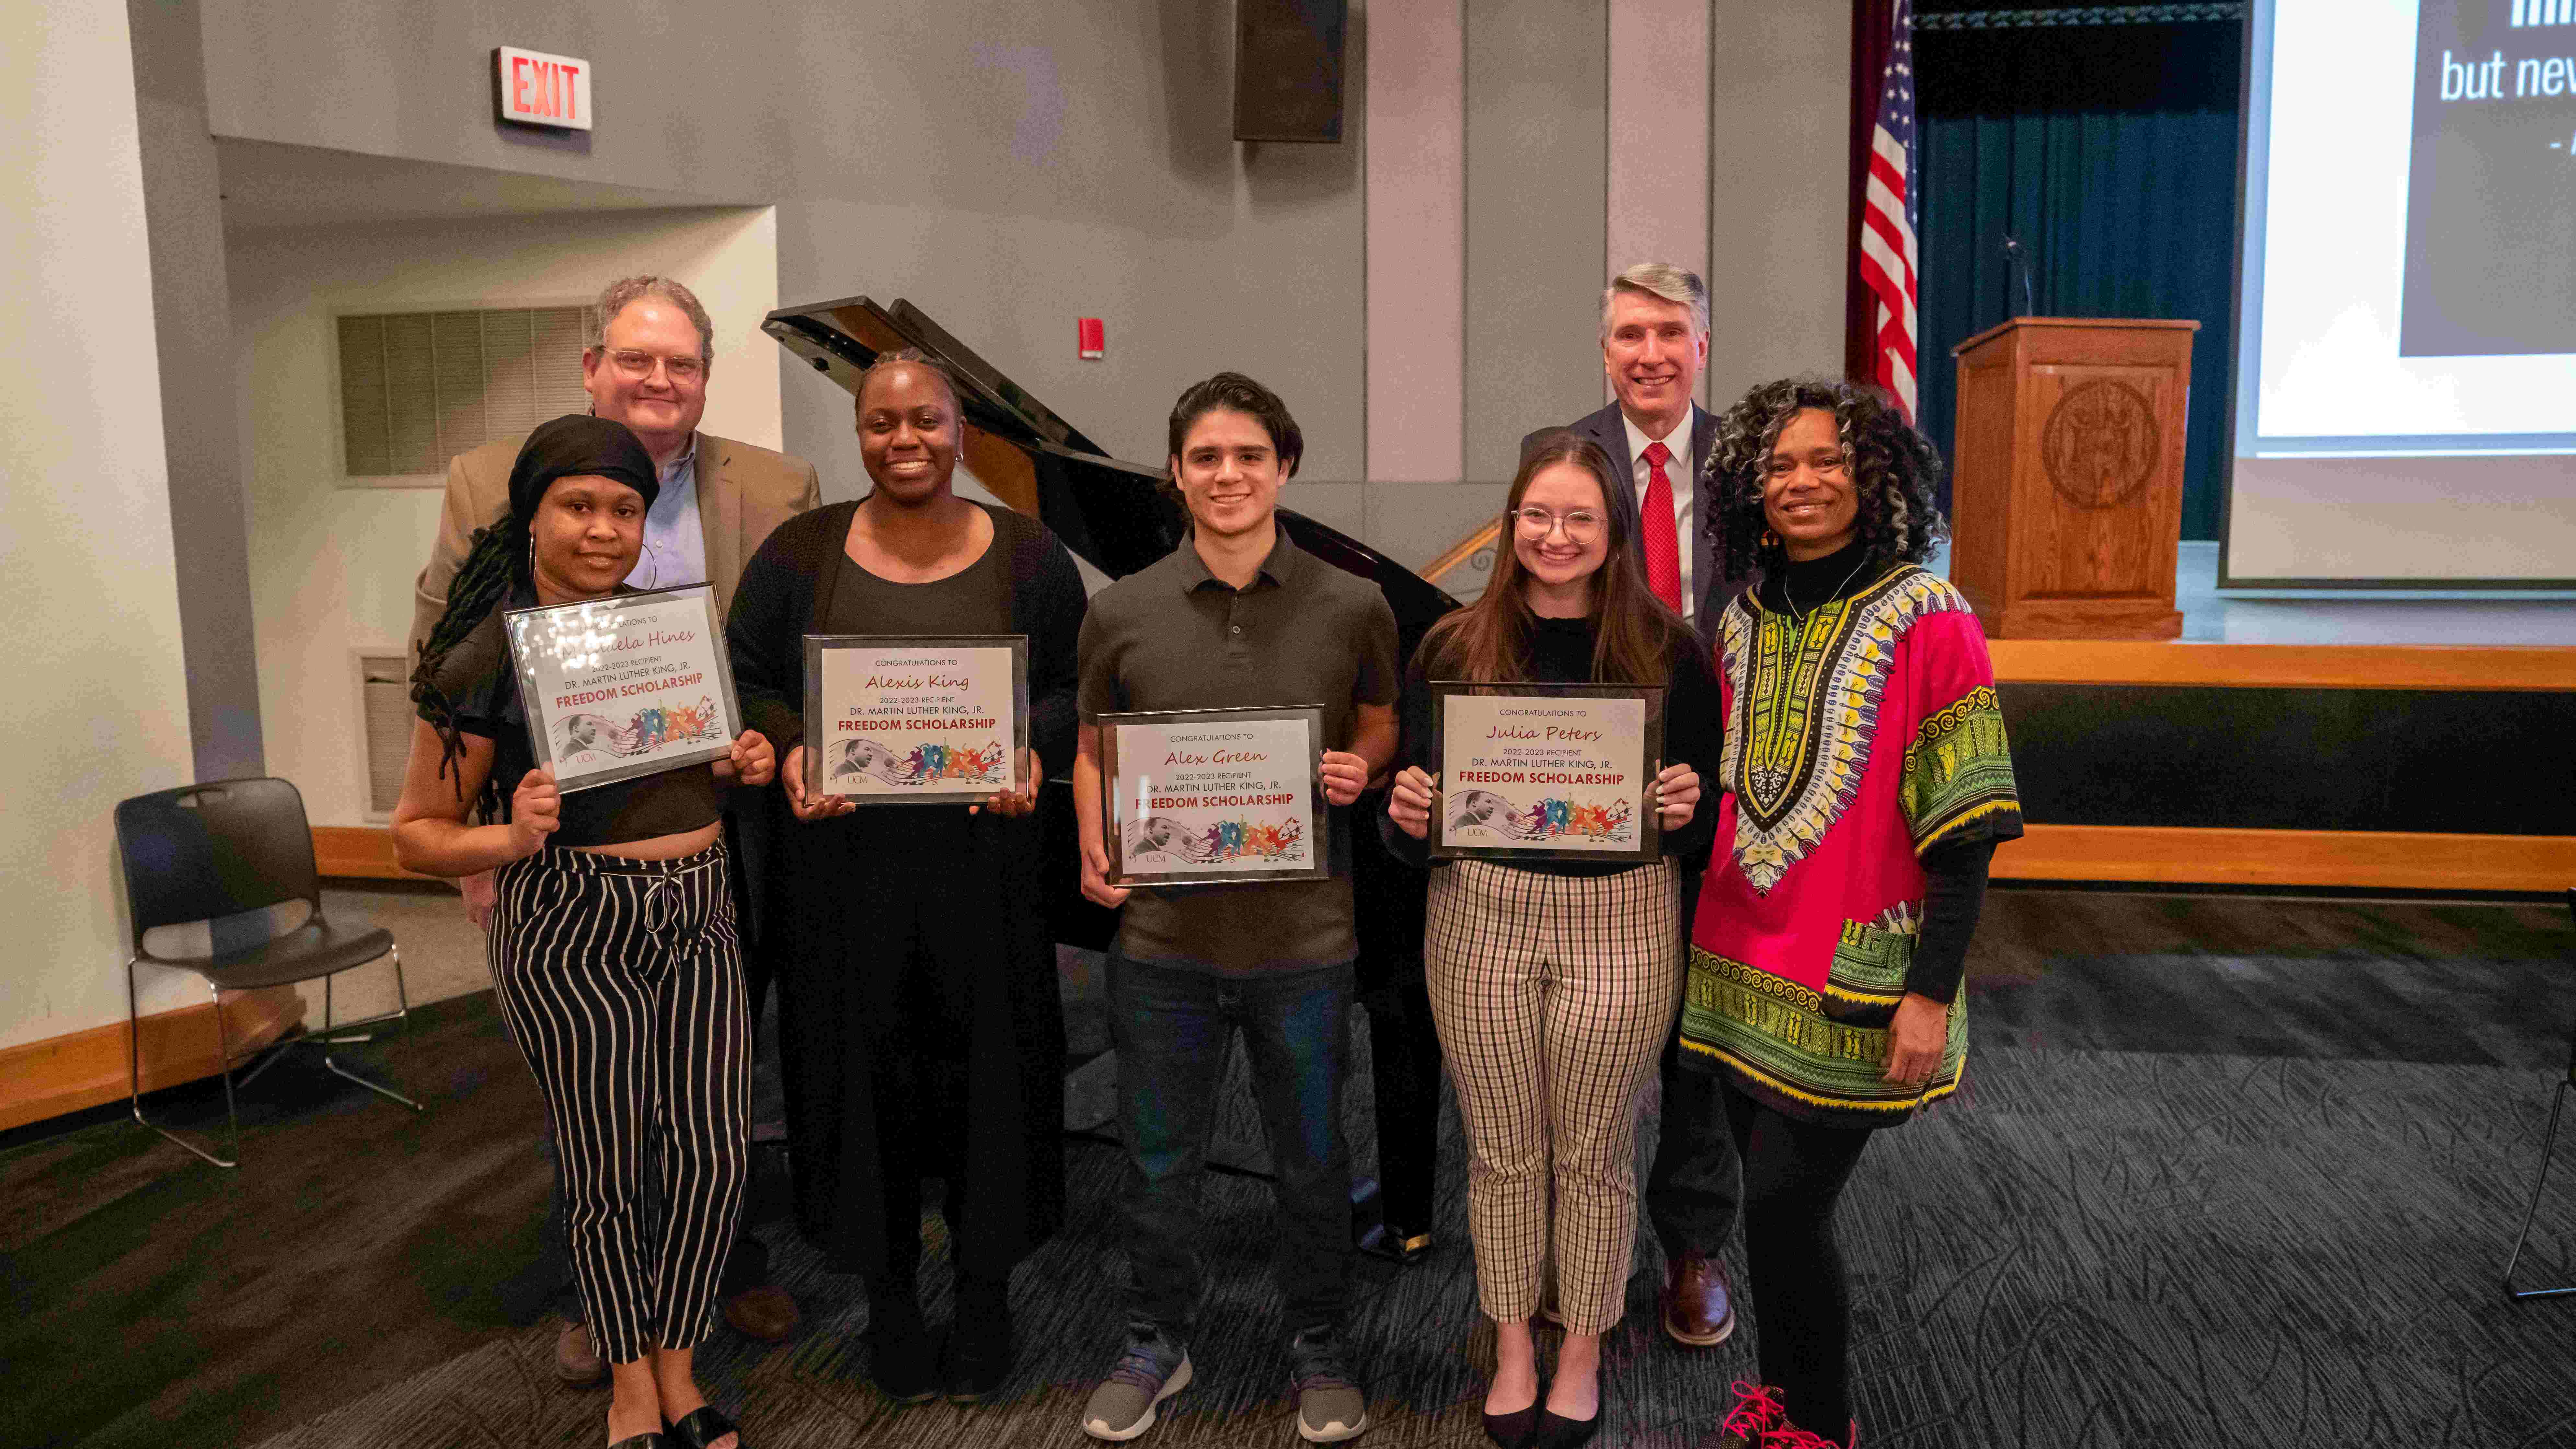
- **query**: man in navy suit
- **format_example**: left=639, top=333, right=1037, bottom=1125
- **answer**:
left=1524, top=261, right=1733, bottom=642
left=1524, top=261, right=1742, bottom=1350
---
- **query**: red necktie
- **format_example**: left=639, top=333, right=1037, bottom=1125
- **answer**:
left=1640, top=440, right=1683, bottom=611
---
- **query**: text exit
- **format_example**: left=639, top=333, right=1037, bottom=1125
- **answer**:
left=494, top=46, right=593, bottom=132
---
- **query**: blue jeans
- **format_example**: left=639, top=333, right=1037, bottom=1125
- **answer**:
left=1108, top=953, right=1355, bottom=1338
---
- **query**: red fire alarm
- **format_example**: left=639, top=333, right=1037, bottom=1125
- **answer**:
left=1077, top=318, right=1106, bottom=359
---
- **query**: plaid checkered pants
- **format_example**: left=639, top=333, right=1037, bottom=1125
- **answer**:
left=1424, top=858, right=1681, bottom=1333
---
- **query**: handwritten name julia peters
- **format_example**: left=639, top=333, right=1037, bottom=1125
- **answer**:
left=1486, top=725, right=1603, bottom=742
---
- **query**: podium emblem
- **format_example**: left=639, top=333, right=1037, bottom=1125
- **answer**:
left=2040, top=379, right=2158, bottom=510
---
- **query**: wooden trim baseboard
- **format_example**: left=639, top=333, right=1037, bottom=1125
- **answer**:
left=1993, top=824, right=2576, bottom=893
left=0, top=986, right=307, bottom=1134
left=313, top=825, right=442, bottom=882
left=1987, top=641, right=2576, bottom=692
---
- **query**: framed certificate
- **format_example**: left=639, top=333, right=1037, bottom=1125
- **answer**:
left=802, top=634, right=1030, bottom=803
left=1427, top=681, right=1665, bottom=862
left=502, top=584, right=743, bottom=794
left=1098, top=705, right=1329, bottom=887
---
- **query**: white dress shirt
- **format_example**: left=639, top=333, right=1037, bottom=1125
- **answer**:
left=627, top=442, right=708, bottom=591
left=1619, top=410, right=1696, bottom=622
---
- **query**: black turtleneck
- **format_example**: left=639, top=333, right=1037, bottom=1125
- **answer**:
left=1752, top=536, right=1993, bottom=1007
left=1755, top=534, right=1875, bottom=614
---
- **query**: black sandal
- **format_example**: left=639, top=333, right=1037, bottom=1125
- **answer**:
left=663, top=1407, right=741, bottom=1449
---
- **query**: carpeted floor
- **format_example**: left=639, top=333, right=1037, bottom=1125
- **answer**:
left=5, top=890, right=2574, bottom=1449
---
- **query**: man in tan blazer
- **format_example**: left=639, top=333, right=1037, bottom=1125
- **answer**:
left=409, top=282, right=818, bottom=649
left=414, top=275, right=819, bottom=1375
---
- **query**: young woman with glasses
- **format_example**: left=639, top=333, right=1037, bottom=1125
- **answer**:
left=1384, top=430, right=1719, bottom=1449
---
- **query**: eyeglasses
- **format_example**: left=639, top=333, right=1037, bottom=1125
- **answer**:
left=1512, top=506, right=1605, bottom=542
left=604, top=349, right=707, bottom=384
left=1763, top=451, right=1851, bottom=479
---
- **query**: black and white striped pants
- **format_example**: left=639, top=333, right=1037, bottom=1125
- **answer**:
left=1424, top=859, right=1681, bottom=1334
left=489, top=839, right=750, bottom=1364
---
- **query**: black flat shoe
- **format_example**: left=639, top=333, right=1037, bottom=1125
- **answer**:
left=662, top=1406, right=740, bottom=1449
left=1533, top=1407, right=1600, bottom=1449
left=865, top=1318, right=943, bottom=1405
left=940, top=1300, right=1015, bottom=1403
left=1482, top=1403, right=1542, bottom=1449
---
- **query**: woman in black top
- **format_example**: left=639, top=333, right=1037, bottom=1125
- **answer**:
left=725, top=351, right=1087, bottom=1406
left=394, top=415, right=776, bottom=1449
left=1384, top=430, right=1715, bottom=1449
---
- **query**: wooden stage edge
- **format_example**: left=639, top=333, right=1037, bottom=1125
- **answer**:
left=315, top=825, right=2571, bottom=895
left=1997, top=825, right=2576, bottom=894
left=1986, top=640, right=2576, bottom=691
left=0, top=986, right=305, bottom=1134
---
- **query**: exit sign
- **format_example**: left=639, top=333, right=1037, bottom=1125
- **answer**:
left=494, top=46, right=591, bottom=131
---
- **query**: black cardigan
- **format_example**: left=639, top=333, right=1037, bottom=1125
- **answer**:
left=724, top=500, right=1088, bottom=780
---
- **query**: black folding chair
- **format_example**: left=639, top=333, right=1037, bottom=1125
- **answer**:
left=2502, top=888, right=2576, bottom=1301
left=113, top=777, right=423, bottom=1168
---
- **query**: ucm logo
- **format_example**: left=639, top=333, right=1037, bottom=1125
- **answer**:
left=2516, top=0, right=2576, bottom=27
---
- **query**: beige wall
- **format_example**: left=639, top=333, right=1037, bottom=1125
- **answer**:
left=0, top=0, right=203, bottom=1050
left=226, top=206, right=780, bottom=828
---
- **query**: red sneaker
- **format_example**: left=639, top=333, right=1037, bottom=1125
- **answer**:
left=1700, top=1382, right=1786, bottom=1447
left=1762, top=1420, right=1859, bottom=1449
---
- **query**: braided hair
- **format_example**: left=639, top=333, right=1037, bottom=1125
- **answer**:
left=1704, top=377, right=1948, bottom=586
left=409, top=520, right=529, bottom=817
left=408, top=414, right=661, bottom=816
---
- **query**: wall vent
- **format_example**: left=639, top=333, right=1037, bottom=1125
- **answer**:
left=357, top=653, right=412, bottom=820
left=337, top=305, right=597, bottom=478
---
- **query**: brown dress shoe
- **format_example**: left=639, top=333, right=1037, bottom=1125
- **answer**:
left=554, top=1318, right=607, bottom=1386
left=723, top=1283, right=800, bottom=1341
left=1660, top=1250, right=1737, bottom=1347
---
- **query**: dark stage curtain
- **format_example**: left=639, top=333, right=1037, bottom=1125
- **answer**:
left=1913, top=19, right=2242, bottom=539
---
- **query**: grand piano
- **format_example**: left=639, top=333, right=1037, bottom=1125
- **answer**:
left=763, top=295, right=1459, bottom=1246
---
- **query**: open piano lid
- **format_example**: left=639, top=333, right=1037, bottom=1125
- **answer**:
left=762, top=295, right=1459, bottom=634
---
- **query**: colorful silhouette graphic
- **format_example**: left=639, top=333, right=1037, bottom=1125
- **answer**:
left=1444, top=788, right=1634, bottom=843
left=555, top=695, right=723, bottom=759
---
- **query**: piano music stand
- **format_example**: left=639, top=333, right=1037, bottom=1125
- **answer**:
left=2501, top=889, right=2576, bottom=1302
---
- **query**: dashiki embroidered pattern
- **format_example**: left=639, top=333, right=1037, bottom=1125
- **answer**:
left=1682, top=563, right=2022, bottom=1128
left=1720, top=567, right=1973, bottom=894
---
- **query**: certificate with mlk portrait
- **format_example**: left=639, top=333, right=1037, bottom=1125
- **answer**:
left=1098, top=705, right=1329, bottom=887
left=802, top=635, right=1030, bottom=803
left=1428, top=681, right=1664, bottom=862
left=503, top=584, right=743, bottom=794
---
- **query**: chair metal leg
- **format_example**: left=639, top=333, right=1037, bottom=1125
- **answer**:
left=126, top=958, right=239, bottom=1170
left=2504, top=1079, right=2576, bottom=1301
left=319, top=946, right=424, bottom=1113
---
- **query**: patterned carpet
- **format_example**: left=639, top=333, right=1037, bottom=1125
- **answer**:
left=7, top=892, right=2575, bottom=1449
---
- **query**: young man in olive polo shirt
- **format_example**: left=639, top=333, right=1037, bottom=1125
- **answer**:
left=1073, top=373, right=1400, bottom=1444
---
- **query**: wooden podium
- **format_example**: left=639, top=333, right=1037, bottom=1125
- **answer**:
left=1948, top=317, right=2195, bottom=639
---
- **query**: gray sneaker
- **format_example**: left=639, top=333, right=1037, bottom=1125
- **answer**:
left=1082, top=1324, right=1192, bottom=1441
left=1288, top=1326, right=1369, bottom=1443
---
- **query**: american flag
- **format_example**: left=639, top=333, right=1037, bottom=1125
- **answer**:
left=1857, top=0, right=1919, bottom=421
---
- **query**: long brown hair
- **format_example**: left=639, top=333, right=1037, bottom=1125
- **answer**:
left=1421, top=429, right=1692, bottom=686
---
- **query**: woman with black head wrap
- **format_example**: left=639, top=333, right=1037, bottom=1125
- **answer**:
left=394, top=414, right=775, bottom=1449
